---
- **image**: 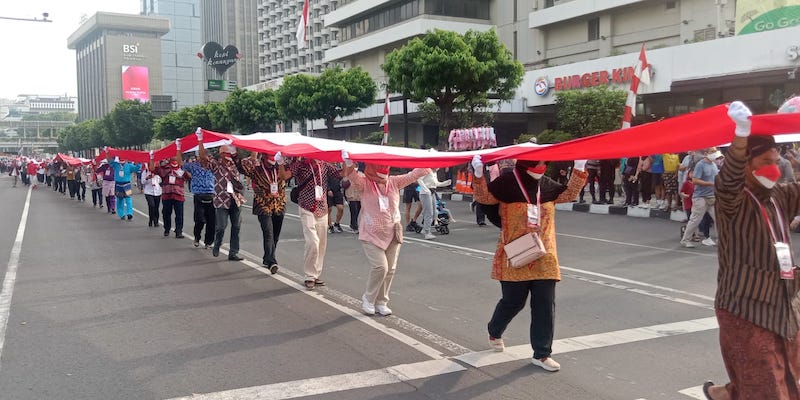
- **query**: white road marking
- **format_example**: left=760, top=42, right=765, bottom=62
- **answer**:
left=165, top=359, right=466, bottom=400
left=0, top=185, right=32, bottom=371
left=455, top=317, right=718, bottom=368
left=402, top=236, right=716, bottom=303
left=677, top=385, right=708, bottom=399
left=132, top=208, right=469, bottom=359
left=555, top=232, right=716, bottom=257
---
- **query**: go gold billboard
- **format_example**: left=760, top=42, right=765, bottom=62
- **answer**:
left=737, top=0, right=800, bottom=35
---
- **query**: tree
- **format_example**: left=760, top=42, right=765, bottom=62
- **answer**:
left=554, top=85, right=627, bottom=138
left=310, top=66, right=377, bottom=136
left=189, top=102, right=232, bottom=133
left=104, top=100, right=154, bottom=148
left=383, top=28, right=523, bottom=134
left=22, top=112, right=77, bottom=122
left=275, top=73, right=316, bottom=127
left=57, top=119, right=106, bottom=152
left=225, top=88, right=280, bottom=133
left=154, top=109, right=193, bottom=140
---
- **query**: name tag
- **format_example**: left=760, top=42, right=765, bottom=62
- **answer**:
left=378, top=194, right=389, bottom=212
left=105, top=170, right=111, bottom=177
left=315, top=185, right=324, bottom=200
left=168, top=175, right=176, bottom=184
left=775, top=242, right=795, bottom=279
left=118, top=170, right=124, bottom=178
left=270, top=182, right=278, bottom=195
left=226, top=181, right=234, bottom=194
left=526, top=204, right=540, bottom=229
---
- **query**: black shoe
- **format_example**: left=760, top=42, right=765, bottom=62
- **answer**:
left=314, top=279, right=325, bottom=286
left=175, top=233, right=184, bottom=239
left=148, top=221, right=152, bottom=227
left=263, top=263, right=279, bottom=274
left=328, top=226, right=335, bottom=234
left=212, top=247, right=220, bottom=257
left=702, top=381, right=714, bottom=400
left=127, top=215, right=133, bottom=220
left=334, top=223, right=343, bottom=233
left=164, top=231, right=170, bottom=237
left=193, top=240, right=200, bottom=247
left=228, top=255, right=244, bottom=261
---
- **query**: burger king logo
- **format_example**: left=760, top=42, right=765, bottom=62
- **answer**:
left=534, top=77, right=550, bottom=96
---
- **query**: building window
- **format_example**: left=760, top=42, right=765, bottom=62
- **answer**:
left=588, top=18, right=600, bottom=41
left=693, top=27, right=716, bottom=42
left=544, top=0, right=555, bottom=8
left=666, top=1, right=676, bottom=9
left=513, top=31, right=518, bottom=60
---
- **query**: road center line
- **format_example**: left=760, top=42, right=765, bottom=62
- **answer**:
left=0, top=185, right=33, bottom=372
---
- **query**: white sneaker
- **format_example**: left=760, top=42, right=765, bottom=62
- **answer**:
left=489, top=336, right=505, bottom=352
left=531, top=357, right=560, bottom=372
left=424, top=233, right=435, bottom=240
left=701, top=238, right=716, bottom=246
left=375, top=304, right=392, bottom=316
left=361, top=294, right=375, bottom=315
left=680, top=240, right=696, bottom=248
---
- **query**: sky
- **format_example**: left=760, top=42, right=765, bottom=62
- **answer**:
left=0, top=0, right=140, bottom=100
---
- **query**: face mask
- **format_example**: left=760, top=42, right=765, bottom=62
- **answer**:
left=169, top=161, right=179, bottom=168
left=375, top=166, right=390, bottom=180
left=753, top=164, right=781, bottom=189
left=222, top=153, right=233, bottom=160
left=526, top=165, right=547, bottom=180
left=265, top=156, right=276, bottom=165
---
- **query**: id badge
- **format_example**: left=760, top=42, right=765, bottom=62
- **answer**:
left=118, top=170, right=124, bottom=178
left=314, top=185, right=324, bottom=200
left=105, top=169, right=111, bottom=177
left=270, top=182, right=279, bottom=195
left=775, top=242, right=795, bottom=279
left=168, top=175, right=176, bottom=184
left=226, top=181, right=234, bottom=193
left=526, top=204, right=540, bottom=229
left=378, top=195, right=389, bottom=212
left=96, top=173, right=103, bottom=181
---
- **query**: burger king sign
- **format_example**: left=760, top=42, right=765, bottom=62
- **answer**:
left=534, top=77, right=550, bottom=97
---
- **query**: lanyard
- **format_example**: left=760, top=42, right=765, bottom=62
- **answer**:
left=370, top=179, right=390, bottom=197
left=512, top=169, right=541, bottom=207
left=309, top=162, right=323, bottom=187
left=744, top=188, right=788, bottom=244
left=260, top=162, right=277, bottom=184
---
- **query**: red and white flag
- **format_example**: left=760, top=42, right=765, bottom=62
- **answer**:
left=296, top=0, right=309, bottom=49
left=379, top=90, right=390, bottom=145
left=621, top=43, right=651, bottom=129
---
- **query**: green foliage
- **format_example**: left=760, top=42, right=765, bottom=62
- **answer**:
left=275, top=73, right=316, bottom=123
left=22, top=112, right=77, bottom=122
left=383, top=28, right=523, bottom=133
left=225, top=88, right=280, bottom=133
left=312, top=66, right=377, bottom=134
left=58, top=119, right=107, bottom=151
left=154, top=108, right=194, bottom=140
left=154, top=102, right=233, bottom=140
left=554, top=85, right=626, bottom=138
left=536, top=129, right=573, bottom=144
left=104, top=100, right=154, bottom=148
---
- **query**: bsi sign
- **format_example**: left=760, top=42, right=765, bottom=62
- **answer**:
left=123, top=44, right=139, bottom=54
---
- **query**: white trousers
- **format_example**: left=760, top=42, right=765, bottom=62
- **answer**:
left=300, top=208, right=328, bottom=281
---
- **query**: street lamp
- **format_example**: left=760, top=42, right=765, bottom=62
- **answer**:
left=0, top=12, right=52, bottom=23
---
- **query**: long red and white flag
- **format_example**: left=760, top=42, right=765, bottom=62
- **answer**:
left=379, top=90, right=390, bottom=145
left=296, top=0, right=309, bottom=49
left=621, top=43, right=651, bottom=129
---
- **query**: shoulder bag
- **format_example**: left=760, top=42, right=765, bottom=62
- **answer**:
left=502, top=170, right=547, bottom=268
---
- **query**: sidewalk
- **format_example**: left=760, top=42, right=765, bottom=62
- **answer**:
left=440, top=191, right=687, bottom=222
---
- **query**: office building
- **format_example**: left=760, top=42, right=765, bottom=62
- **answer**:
left=67, top=12, right=170, bottom=121
left=141, top=0, right=205, bottom=109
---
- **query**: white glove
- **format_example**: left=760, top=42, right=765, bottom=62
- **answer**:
left=103, top=146, right=108, bottom=153
left=792, top=216, right=800, bottom=231
left=573, top=159, right=588, bottom=171
left=149, top=150, right=154, bottom=160
left=175, top=138, right=181, bottom=151
left=341, top=150, right=353, bottom=167
left=471, top=155, right=484, bottom=178
left=728, top=101, right=752, bottom=137
left=274, top=151, right=284, bottom=165
left=114, top=156, right=120, bottom=163
left=195, top=127, right=203, bottom=141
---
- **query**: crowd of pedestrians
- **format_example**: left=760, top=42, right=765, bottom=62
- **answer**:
left=3, top=100, right=800, bottom=396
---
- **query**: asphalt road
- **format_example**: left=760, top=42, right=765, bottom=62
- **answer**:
left=0, top=175, right=743, bottom=400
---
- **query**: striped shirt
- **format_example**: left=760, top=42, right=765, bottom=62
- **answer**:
left=715, top=144, right=800, bottom=338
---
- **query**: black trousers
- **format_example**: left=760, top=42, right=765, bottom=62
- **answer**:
left=145, top=194, right=161, bottom=226
left=258, top=213, right=284, bottom=266
left=67, top=179, right=77, bottom=198
left=77, top=181, right=86, bottom=200
left=598, top=171, right=615, bottom=203
left=624, top=176, right=639, bottom=205
left=638, top=171, right=653, bottom=203
left=92, top=188, right=103, bottom=206
left=579, top=168, right=599, bottom=201
left=193, top=194, right=216, bottom=246
left=348, top=200, right=361, bottom=230
left=488, top=280, right=556, bottom=359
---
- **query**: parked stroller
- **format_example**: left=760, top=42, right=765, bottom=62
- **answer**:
left=412, top=193, right=453, bottom=235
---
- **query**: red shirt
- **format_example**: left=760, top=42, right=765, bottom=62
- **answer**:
left=680, top=180, right=694, bottom=210
left=26, top=162, right=37, bottom=175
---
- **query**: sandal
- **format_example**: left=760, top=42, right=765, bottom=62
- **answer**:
left=314, top=279, right=325, bottom=286
left=702, top=381, right=714, bottom=400
left=304, top=280, right=315, bottom=290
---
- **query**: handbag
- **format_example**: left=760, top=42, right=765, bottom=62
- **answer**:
left=502, top=169, right=547, bottom=268
left=290, top=175, right=313, bottom=204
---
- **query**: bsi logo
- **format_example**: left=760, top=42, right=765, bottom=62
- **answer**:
left=123, top=44, right=139, bottom=54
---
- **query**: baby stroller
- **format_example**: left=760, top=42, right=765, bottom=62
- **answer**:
left=433, top=194, right=452, bottom=235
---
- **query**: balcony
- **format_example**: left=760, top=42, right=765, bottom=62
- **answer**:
left=325, top=0, right=395, bottom=27
left=529, top=0, right=646, bottom=29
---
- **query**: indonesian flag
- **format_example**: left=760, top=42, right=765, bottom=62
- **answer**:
left=621, top=44, right=651, bottom=129
left=296, top=0, right=309, bottom=49
left=379, top=90, right=390, bottom=145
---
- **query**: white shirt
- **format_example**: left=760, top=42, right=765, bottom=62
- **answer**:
left=143, top=172, right=162, bottom=196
